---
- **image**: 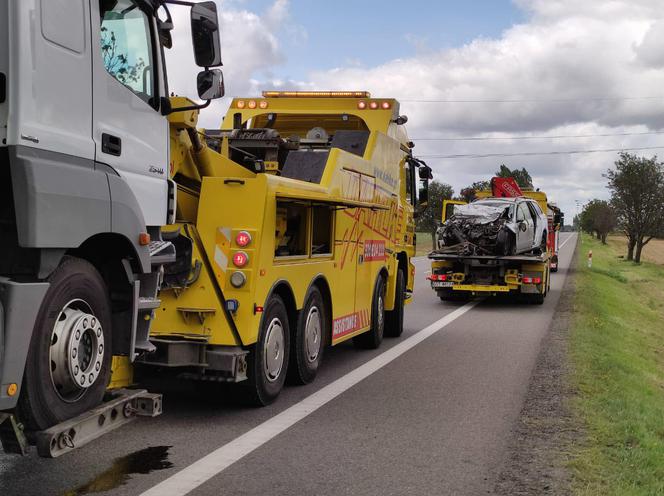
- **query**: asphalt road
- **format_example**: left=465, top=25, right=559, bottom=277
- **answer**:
left=0, top=233, right=577, bottom=496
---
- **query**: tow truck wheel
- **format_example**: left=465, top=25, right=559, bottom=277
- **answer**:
left=17, top=257, right=112, bottom=431
left=244, top=294, right=290, bottom=406
left=354, top=275, right=386, bottom=350
left=288, top=286, right=326, bottom=385
left=385, top=269, right=405, bottom=338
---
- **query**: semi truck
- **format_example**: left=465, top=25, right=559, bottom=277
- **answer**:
left=0, top=0, right=225, bottom=456
left=144, top=90, right=431, bottom=406
left=428, top=179, right=556, bottom=304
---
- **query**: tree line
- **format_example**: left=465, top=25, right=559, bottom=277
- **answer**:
left=578, top=153, right=664, bottom=263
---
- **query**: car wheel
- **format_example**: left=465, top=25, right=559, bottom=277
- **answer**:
left=353, top=275, right=386, bottom=350
left=17, top=257, right=112, bottom=431
left=288, top=286, right=326, bottom=385
left=385, top=269, right=405, bottom=338
left=244, top=294, right=290, bottom=406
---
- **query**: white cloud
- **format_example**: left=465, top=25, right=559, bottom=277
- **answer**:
left=297, top=0, right=664, bottom=217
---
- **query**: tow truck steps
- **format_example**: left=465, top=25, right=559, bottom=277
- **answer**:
left=33, top=389, right=162, bottom=458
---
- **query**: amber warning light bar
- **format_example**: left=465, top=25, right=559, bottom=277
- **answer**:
left=262, top=91, right=371, bottom=99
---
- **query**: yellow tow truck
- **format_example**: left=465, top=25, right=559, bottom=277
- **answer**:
left=129, top=91, right=431, bottom=405
left=428, top=180, right=553, bottom=304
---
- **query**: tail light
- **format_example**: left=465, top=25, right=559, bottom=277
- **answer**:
left=428, top=274, right=448, bottom=281
left=236, top=231, right=252, bottom=247
left=233, top=251, right=249, bottom=268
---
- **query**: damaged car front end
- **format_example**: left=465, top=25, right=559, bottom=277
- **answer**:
left=435, top=201, right=517, bottom=256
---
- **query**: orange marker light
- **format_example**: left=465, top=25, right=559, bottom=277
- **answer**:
left=139, top=233, right=151, bottom=246
left=236, top=100, right=246, bottom=109
left=381, top=101, right=391, bottom=109
left=259, top=101, right=269, bottom=109
left=357, top=101, right=367, bottom=110
left=369, top=101, right=379, bottom=110
left=7, top=383, right=18, bottom=396
left=248, top=100, right=257, bottom=109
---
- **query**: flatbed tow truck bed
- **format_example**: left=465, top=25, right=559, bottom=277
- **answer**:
left=427, top=250, right=551, bottom=303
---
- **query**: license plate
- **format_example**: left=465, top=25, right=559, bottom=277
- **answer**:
left=431, top=281, right=454, bottom=288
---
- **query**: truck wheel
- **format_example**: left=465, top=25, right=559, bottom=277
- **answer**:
left=353, top=276, right=386, bottom=350
left=244, top=294, right=290, bottom=406
left=17, top=257, right=112, bottom=431
left=385, top=269, right=405, bottom=338
left=288, top=287, right=326, bottom=385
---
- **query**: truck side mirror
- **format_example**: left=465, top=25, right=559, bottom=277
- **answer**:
left=418, top=164, right=433, bottom=180
left=197, top=69, right=225, bottom=100
left=191, top=1, right=222, bottom=68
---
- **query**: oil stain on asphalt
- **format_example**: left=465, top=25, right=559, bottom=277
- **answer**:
left=61, top=446, right=173, bottom=495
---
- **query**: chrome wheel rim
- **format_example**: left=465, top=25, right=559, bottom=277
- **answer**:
left=304, top=306, right=322, bottom=363
left=49, top=299, right=105, bottom=402
left=263, top=318, right=285, bottom=383
left=377, top=291, right=385, bottom=336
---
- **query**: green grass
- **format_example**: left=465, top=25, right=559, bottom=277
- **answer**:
left=415, top=232, right=434, bottom=257
left=569, top=235, right=664, bottom=495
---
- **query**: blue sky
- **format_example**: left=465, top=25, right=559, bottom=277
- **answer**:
left=239, top=0, right=524, bottom=81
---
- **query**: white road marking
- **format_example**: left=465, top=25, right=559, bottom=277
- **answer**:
left=558, top=234, right=576, bottom=250
left=140, top=301, right=479, bottom=496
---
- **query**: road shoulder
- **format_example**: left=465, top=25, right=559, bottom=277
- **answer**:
left=492, top=241, right=580, bottom=495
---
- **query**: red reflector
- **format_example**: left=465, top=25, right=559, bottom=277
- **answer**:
left=236, top=231, right=252, bottom=247
left=233, top=251, right=249, bottom=268
left=254, top=305, right=264, bottom=313
left=440, top=274, right=447, bottom=281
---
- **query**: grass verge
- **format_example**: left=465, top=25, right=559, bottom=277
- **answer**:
left=569, top=234, right=664, bottom=495
left=415, top=232, right=434, bottom=257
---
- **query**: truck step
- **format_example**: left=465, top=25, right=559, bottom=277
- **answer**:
left=149, top=240, right=176, bottom=265
left=138, top=297, right=161, bottom=310
left=34, top=389, right=162, bottom=458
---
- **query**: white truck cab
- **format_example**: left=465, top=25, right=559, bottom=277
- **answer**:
left=0, top=0, right=224, bottom=442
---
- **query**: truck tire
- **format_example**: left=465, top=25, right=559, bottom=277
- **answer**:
left=243, top=294, right=290, bottom=406
left=353, top=275, right=386, bottom=350
left=385, top=269, right=405, bottom=338
left=288, top=286, right=325, bottom=385
left=17, top=257, right=112, bottom=431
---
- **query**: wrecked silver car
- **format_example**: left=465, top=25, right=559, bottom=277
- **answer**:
left=435, top=198, right=548, bottom=256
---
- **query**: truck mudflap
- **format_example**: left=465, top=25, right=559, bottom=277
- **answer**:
left=29, top=389, right=162, bottom=458
left=0, top=279, right=50, bottom=410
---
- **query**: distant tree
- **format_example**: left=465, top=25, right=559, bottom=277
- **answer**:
left=580, top=199, right=616, bottom=244
left=495, top=164, right=533, bottom=189
left=457, top=181, right=490, bottom=203
left=572, top=214, right=580, bottom=232
left=416, top=181, right=454, bottom=236
left=606, top=153, right=664, bottom=262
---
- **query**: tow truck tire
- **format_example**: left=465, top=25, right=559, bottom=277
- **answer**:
left=17, top=257, right=112, bottom=432
left=354, top=275, right=386, bottom=350
left=244, top=294, right=290, bottom=406
left=288, top=287, right=326, bottom=385
left=385, top=269, right=405, bottom=338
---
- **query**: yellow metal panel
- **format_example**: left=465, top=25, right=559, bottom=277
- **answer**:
left=108, top=356, right=133, bottom=389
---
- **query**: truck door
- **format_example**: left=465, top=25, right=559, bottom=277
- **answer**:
left=92, top=0, right=169, bottom=227
left=516, top=202, right=535, bottom=251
